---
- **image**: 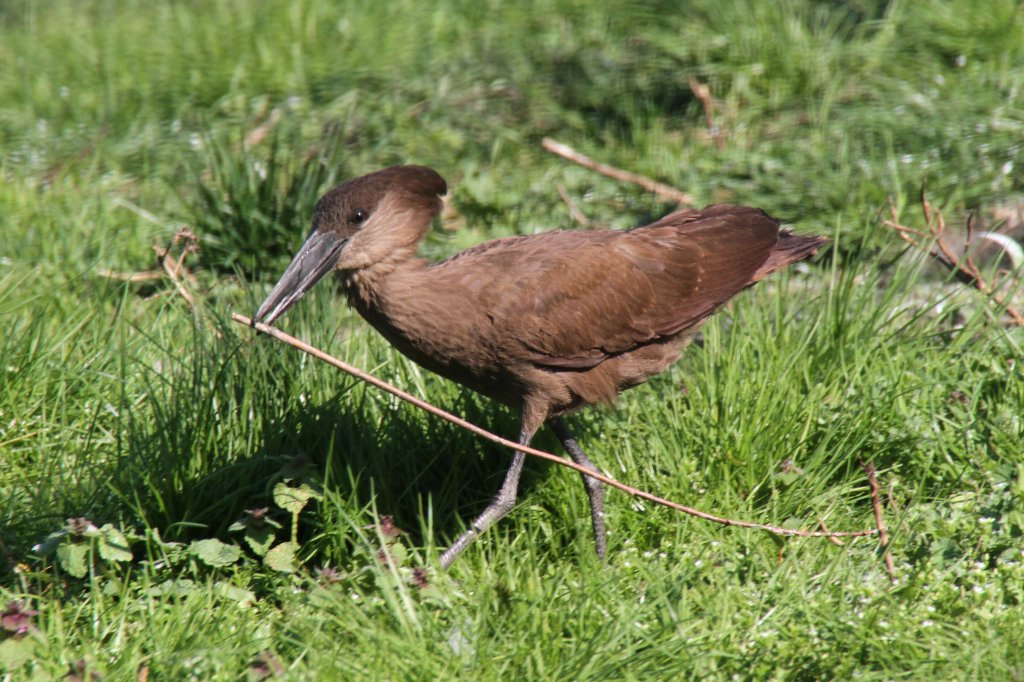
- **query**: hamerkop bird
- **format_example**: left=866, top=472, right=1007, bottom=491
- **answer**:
left=253, top=165, right=826, bottom=569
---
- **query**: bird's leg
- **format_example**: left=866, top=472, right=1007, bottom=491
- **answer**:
left=550, top=417, right=607, bottom=560
left=438, top=427, right=534, bottom=570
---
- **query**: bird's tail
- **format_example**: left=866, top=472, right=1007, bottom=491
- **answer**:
left=753, top=231, right=828, bottom=281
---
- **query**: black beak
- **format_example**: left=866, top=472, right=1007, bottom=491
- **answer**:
left=252, top=230, right=346, bottom=327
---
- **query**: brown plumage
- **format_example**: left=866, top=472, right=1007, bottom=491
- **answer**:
left=253, top=165, right=827, bottom=568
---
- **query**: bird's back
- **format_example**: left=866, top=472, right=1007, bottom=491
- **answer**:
left=359, top=204, right=824, bottom=417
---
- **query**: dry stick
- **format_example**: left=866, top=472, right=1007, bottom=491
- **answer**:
left=170, top=228, right=201, bottom=287
left=687, top=75, right=725, bottom=148
left=156, top=229, right=225, bottom=339
left=883, top=191, right=1024, bottom=326
left=861, top=461, right=897, bottom=583
left=232, top=312, right=877, bottom=540
left=96, top=269, right=164, bottom=283
left=153, top=228, right=202, bottom=304
left=154, top=243, right=196, bottom=307
left=818, top=519, right=845, bottom=547
left=555, top=182, right=593, bottom=228
left=542, top=137, right=695, bottom=206
left=889, top=218, right=1024, bottom=326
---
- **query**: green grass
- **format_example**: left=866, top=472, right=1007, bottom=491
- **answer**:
left=2, top=0, right=1024, bottom=678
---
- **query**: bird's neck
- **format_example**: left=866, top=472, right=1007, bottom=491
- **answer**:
left=339, top=256, right=471, bottom=385
left=340, top=254, right=429, bottom=323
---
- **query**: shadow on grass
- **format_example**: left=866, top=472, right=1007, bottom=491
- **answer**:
left=292, top=390, right=567, bottom=549
left=112, top=340, right=566, bottom=559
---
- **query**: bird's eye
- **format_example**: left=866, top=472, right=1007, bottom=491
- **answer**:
left=351, top=209, right=368, bottom=226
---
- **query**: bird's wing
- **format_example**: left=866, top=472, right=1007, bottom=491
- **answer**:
left=440, top=205, right=780, bottom=369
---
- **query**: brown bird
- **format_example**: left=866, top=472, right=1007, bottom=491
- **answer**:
left=253, top=165, right=826, bottom=569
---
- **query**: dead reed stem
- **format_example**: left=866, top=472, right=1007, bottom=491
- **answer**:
left=861, top=461, right=897, bottom=583
left=555, top=182, right=594, bottom=228
left=541, top=137, right=695, bottom=206
left=233, top=313, right=879, bottom=541
left=883, top=186, right=1024, bottom=326
left=687, top=75, right=725, bottom=148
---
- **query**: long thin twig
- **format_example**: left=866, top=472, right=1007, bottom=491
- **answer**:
left=555, top=182, right=593, bottom=228
left=151, top=228, right=224, bottom=338
left=541, top=138, right=695, bottom=206
left=96, top=269, right=164, bottom=283
left=883, top=187, right=1024, bottom=326
left=687, top=75, right=725, bottom=148
left=153, top=229, right=200, bottom=308
left=818, top=518, right=844, bottom=547
left=155, top=249, right=196, bottom=307
left=861, top=461, right=896, bottom=583
left=233, top=313, right=877, bottom=540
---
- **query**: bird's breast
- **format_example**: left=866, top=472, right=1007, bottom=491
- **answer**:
left=342, top=270, right=524, bottom=405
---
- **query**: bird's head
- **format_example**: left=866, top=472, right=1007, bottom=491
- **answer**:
left=253, top=165, right=447, bottom=326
